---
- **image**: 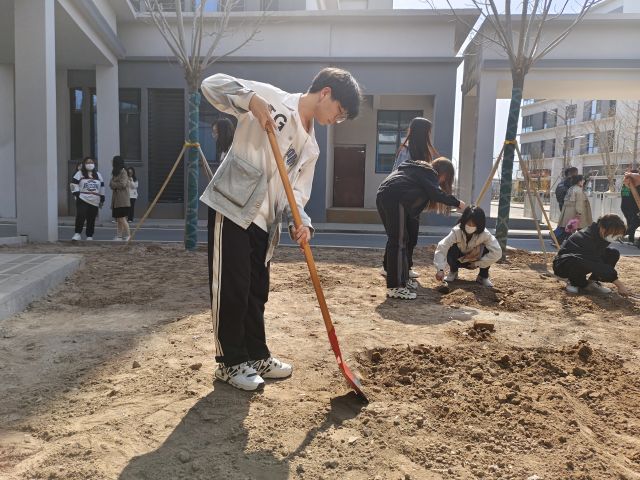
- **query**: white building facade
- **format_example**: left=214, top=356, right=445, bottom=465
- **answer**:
left=0, top=0, right=477, bottom=241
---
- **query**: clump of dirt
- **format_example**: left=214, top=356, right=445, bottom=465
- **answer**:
left=357, top=341, right=640, bottom=479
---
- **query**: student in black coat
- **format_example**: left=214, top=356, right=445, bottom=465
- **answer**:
left=553, top=214, right=631, bottom=296
left=377, top=124, right=465, bottom=300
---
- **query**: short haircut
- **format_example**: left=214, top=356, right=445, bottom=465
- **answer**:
left=570, top=174, right=584, bottom=186
left=308, top=67, right=362, bottom=120
left=457, top=205, right=486, bottom=234
left=598, top=214, right=626, bottom=236
left=564, top=167, right=578, bottom=177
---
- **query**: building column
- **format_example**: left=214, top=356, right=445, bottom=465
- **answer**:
left=457, top=92, right=478, bottom=205
left=15, top=0, right=58, bottom=242
left=472, top=76, right=498, bottom=213
left=96, top=64, right=120, bottom=221
left=0, top=66, right=16, bottom=218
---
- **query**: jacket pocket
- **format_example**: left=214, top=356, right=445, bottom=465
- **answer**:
left=212, top=153, right=262, bottom=207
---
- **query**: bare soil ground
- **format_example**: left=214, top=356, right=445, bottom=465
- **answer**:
left=0, top=242, right=639, bottom=480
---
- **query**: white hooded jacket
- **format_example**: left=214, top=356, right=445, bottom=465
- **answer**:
left=433, top=225, right=502, bottom=271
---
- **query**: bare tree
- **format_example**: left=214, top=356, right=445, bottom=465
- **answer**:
left=142, top=0, right=264, bottom=250
left=440, top=0, right=603, bottom=251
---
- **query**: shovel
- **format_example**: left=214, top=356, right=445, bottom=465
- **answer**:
left=266, top=127, right=368, bottom=402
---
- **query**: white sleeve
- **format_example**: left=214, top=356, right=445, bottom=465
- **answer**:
left=475, top=232, right=502, bottom=268
left=200, top=73, right=256, bottom=118
left=433, top=229, right=458, bottom=271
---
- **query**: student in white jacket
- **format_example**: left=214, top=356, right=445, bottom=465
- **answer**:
left=199, top=69, right=362, bottom=392
left=434, top=206, right=502, bottom=288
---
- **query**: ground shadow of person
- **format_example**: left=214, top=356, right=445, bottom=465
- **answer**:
left=287, top=392, right=365, bottom=460
left=119, top=385, right=289, bottom=480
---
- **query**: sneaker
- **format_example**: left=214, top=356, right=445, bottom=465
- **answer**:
left=71, top=233, right=81, bottom=241
left=566, top=284, right=580, bottom=294
left=476, top=275, right=494, bottom=288
left=113, top=236, right=122, bottom=241
left=215, top=362, right=265, bottom=391
left=123, top=236, right=131, bottom=242
left=585, top=281, right=612, bottom=294
left=406, top=278, right=419, bottom=290
left=250, top=357, right=292, bottom=379
left=86, top=237, right=93, bottom=241
left=444, top=271, right=458, bottom=282
left=387, top=287, right=417, bottom=300
left=409, top=269, right=420, bottom=279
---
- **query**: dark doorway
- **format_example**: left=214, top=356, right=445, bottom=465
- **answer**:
left=333, top=145, right=365, bottom=208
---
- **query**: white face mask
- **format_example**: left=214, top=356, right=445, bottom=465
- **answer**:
left=604, top=234, right=621, bottom=243
left=464, top=225, right=477, bottom=235
left=86, top=164, right=95, bottom=171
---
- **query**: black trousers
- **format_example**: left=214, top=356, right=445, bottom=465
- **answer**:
left=74, top=198, right=99, bottom=237
left=621, top=207, right=640, bottom=243
left=128, top=198, right=136, bottom=222
left=377, top=195, right=409, bottom=288
left=207, top=208, right=270, bottom=367
left=382, top=214, right=419, bottom=271
left=447, top=244, right=490, bottom=279
left=553, top=249, right=620, bottom=288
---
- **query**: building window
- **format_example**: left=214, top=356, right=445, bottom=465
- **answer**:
left=608, top=100, right=617, bottom=117
left=119, top=89, right=142, bottom=162
left=522, top=114, right=533, bottom=133
left=376, top=110, right=422, bottom=173
left=543, top=109, right=557, bottom=129
left=522, top=98, right=535, bottom=106
left=565, top=104, right=577, bottom=125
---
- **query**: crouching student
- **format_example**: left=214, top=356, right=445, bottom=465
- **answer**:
left=553, top=214, right=632, bottom=296
left=433, top=205, right=502, bottom=288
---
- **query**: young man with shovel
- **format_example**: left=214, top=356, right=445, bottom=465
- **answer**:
left=200, top=69, right=362, bottom=391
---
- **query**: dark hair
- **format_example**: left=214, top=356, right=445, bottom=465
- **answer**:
left=457, top=205, right=486, bottom=235
left=80, top=156, right=97, bottom=179
left=430, top=157, right=456, bottom=214
left=213, top=118, right=235, bottom=161
left=127, top=166, right=137, bottom=182
left=405, top=117, right=436, bottom=164
left=308, top=67, right=362, bottom=120
left=570, top=174, right=584, bottom=186
left=112, top=155, right=125, bottom=177
left=564, top=167, right=578, bottom=177
left=629, top=169, right=639, bottom=174
left=597, top=214, right=626, bottom=236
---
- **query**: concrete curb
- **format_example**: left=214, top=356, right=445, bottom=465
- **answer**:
left=0, top=254, right=83, bottom=321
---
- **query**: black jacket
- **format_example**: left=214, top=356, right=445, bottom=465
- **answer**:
left=376, top=160, right=461, bottom=218
left=555, top=178, right=572, bottom=210
left=555, top=222, right=614, bottom=263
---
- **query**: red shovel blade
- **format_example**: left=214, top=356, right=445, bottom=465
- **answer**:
left=327, top=328, right=368, bottom=402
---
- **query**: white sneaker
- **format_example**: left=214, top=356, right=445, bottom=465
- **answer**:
left=406, top=278, right=419, bottom=290
left=444, top=271, right=458, bottom=282
left=409, top=269, right=420, bottom=278
left=215, top=362, right=265, bottom=391
left=113, top=236, right=122, bottom=241
left=476, top=275, right=494, bottom=288
left=585, top=281, right=612, bottom=294
left=250, top=357, right=292, bottom=379
left=566, top=284, right=580, bottom=294
left=71, top=233, right=81, bottom=241
left=379, top=267, right=387, bottom=277
left=123, top=236, right=131, bottom=242
left=86, top=237, right=93, bottom=241
left=387, top=287, right=417, bottom=300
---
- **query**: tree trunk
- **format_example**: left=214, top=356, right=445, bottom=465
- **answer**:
left=494, top=74, right=525, bottom=253
left=185, top=90, right=200, bottom=251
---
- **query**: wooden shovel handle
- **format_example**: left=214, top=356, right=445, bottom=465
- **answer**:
left=265, top=127, right=336, bottom=337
